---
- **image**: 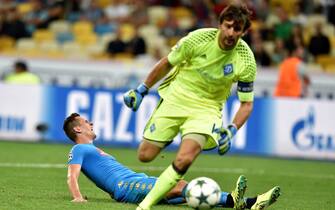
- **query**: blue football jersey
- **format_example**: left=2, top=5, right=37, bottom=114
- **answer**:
left=68, top=144, right=141, bottom=195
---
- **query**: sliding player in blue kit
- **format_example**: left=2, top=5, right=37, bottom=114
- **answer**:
left=63, top=113, right=280, bottom=209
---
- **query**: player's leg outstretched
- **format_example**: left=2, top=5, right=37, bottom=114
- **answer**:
left=231, top=175, right=248, bottom=210
left=250, top=186, right=281, bottom=210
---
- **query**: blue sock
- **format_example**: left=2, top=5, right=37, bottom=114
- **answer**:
left=181, top=184, right=188, bottom=197
left=166, top=196, right=185, bottom=204
left=218, top=192, right=234, bottom=208
left=181, top=184, right=233, bottom=207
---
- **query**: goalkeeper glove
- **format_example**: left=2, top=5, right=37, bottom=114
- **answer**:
left=214, top=124, right=238, bottom=156
left=123, top=83, right=149, bottom=111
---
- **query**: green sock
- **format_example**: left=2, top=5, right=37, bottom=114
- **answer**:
left=139, top=164, right=183, bottom=209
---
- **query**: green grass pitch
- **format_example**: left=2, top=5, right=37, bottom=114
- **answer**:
left=0, top=141, right=334, bottom=210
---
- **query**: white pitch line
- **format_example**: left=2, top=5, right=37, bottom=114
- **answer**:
left=0, top=163, right=66, bottom=168
left=0, top=162, right=334, bottom=180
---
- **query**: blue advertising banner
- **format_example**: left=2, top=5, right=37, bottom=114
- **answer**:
left=41, top=86, right=335, bottom=160
left=1, top=83, right=334, bottom=160
left=42, top=86, right=250, bottom=150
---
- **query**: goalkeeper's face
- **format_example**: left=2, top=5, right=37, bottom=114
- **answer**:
left=218, top=19, right=245, bottom=50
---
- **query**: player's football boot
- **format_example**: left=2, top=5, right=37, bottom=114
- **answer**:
left=231, top=175, right=247, bottom=210
left=251, top=186, right=281, bottom=210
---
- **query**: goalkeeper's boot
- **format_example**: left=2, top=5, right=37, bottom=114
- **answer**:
left=232, top=175, right=247, bottom=210
left=251, top=186, right=281, bottom=210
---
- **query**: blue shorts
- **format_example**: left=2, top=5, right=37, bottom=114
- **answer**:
left=111, top=173, right=157, bottom=204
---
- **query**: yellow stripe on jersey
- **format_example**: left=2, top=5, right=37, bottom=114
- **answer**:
left=158, top=66, right=180, bottom=91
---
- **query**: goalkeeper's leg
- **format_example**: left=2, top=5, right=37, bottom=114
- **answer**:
left=137, top=139, right=203, bottom=210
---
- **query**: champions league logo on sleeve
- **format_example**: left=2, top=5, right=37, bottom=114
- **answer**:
left=68, top=152, right=73, bottom=161
left=291, top=107, right=334, bottom=151
left=223, top=64, right=233, bottom=76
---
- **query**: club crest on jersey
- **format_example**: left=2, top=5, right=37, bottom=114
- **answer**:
left=223, top=64, right=233, bottom=76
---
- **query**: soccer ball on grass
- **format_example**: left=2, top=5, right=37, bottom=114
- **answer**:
left=185, top=177, right=221, bottom=209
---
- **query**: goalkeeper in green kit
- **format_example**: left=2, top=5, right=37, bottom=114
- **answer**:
left=124, top=2, right=280, bottom=210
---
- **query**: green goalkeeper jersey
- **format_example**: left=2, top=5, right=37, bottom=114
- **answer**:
left=158, top=28, right=256, bottom=115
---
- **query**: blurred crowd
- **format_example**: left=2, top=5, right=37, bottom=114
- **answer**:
left=0, top=0, right=334, bottom=69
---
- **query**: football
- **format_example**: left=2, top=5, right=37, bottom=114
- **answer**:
left=185, top=177, right=221, bottom=209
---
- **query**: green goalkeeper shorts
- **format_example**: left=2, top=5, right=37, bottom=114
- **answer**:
left=143, top=99, right=222, bottom=150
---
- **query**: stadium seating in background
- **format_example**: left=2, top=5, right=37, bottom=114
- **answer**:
left=304, top=15, right=329, bottom=42
left=305, top=23, right=335, bottom=45
left=145, top=36, right=169, bottom=58
left=324, top=64, right=335, bottom=73
left=49, top=20, right=71, bottom=34
left=72, top=21, right=94, bottom=35
left=113, top=52, right=134, bottom=61
left=270, top=0, right=299, bottom=14
left=17, top=2, right=33, bottom=15
left=147, top=6, right=169, bottom=27
left=86, top=43, right=106, bottom=59
left=138, top=24, right=160, bottom=39
left=56, top=32, right=74, bottom=44
left=38, top=41, right=63, bottom=58
left=137, top=24, right=169, bottom=58
left=251, top=20, right=263, bottom=31
left=94, top=23, right=116, bottom=36
left=33, top=29, right=54, bottom=44
left=49, top=21, right=73, bottom=45
left=119, top=23, right=136, bottom=42
left=0, top=37, right=15, bottom=52
left=100, top=33, right=116, bottom=46
left=263, top=41, right=275, bottom=55
left=306, top=15, right=328, bottom=27
left=316, top=55, right=335, bottom=73
left=331, top=37, right=335, bottom=56
left=75, top=33, right=98, bottom=46
left=97, top=0, right=111, bottom=8
left=62, top=42, right=88, bottom=60
left=171, top=7, right=194, bottom=30
left=322, top=24, right=335, bottom=41
left=16, top=38, right=40, bottom=57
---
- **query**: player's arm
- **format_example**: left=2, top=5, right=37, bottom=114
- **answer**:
left=123, top=57, right=172, bottom=111
left=233, top=48, right=257, bottom=128
left=143, top=56, right=172, bottom=88
left=123, top=33, right=191, bottom=111
left=144, top=31, right=194, bottom=88
left=216, top=49, right=256, bottom=155
left=231, top=100, right=253, bottom=129
left=216, top=99, right=253, bottom=156
left=67, top=164, right=87, bottom=202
